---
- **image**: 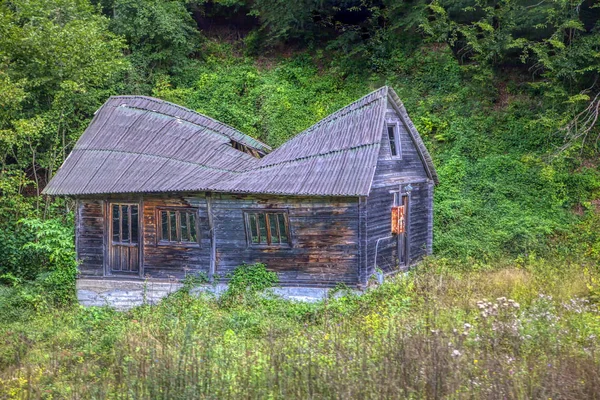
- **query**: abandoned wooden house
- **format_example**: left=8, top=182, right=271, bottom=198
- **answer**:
left=43, top=86, right=438, bottom=306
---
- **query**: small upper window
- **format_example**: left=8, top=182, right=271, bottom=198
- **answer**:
left=245, top=211, right=290, bottom=246
left=387, top=125, right=402, bottom=159
left=158, top=209, right=199, bottom=245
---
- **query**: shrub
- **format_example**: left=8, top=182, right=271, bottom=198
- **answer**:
left=19, top=217, right=78, bottom=307
left=221, top=262, right=278, bottom=306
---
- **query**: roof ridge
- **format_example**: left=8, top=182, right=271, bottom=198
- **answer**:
left=106, top=95, right=272, bottom=152
left=102, top=103, right=242, bottom=145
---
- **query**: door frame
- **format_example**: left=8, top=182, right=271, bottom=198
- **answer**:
left=104, top=198, right=144, bottom=278
left=397, top=193, right=410, bottom=268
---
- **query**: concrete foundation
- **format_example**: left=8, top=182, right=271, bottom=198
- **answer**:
left=77, top=278, right=357, bottom=310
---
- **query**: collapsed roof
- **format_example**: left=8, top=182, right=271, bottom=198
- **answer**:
left=43, top=86, right=437, bottom=197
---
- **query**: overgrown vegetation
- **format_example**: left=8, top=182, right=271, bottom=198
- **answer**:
left=1, top=258, right=600, bottom=398
left=0, top=0, right=599, bottom=397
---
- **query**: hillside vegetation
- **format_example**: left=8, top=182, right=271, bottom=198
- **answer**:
left=0, top=0, right=600, bottom=397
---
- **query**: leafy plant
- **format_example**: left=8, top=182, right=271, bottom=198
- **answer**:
left=221, top=262, right=278, bottom=306
left=20, top=217, right=78, bottom=307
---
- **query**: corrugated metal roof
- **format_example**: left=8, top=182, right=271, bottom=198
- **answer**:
left=43, top=87, right=438, bottom=197
left=43, top=96, right=269, bottom=196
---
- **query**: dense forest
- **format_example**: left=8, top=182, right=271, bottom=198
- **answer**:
left=1, top=1, right=600, bottom=397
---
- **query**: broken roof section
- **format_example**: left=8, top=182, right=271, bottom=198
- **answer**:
left=42, top=96, right=270, bottom=196
left=43, top=87, right=437, bottom=197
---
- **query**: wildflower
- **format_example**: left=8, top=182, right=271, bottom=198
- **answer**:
left=474, top=359, right=478, bottom=364
left=452, top=349, right=461, bottom=357
left=464, top=323, right=472, bottom=330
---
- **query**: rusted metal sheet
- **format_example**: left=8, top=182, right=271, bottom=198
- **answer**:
left=391, top=205, right=406, bottom=234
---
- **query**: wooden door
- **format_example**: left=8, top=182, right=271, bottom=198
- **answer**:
left=109, top=203, right=140, bottom=274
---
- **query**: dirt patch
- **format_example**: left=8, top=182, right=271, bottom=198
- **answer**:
left=493, top=81, right=510, bottom=110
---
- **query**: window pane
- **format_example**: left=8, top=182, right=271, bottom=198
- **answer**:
left=121, top=205, right=129, bottom=242
left=257, top=213, right=267, bottom=244
left=388, top=126, right=397, bottom=156
left=278, top=214, right=288, bottom=243
left=170, top=211, right=177, bottom=242
left=112, top=205, right=120, bottom=242
left=249, top=214, right=259, bottom=243
left=189, top=213, right=197, bottom=243
left=161, top=211, right=169, bottom=241
left=131, top=206, right=138, bottom=243
left=268, top=214, right=280, bottom=244
left=180, top=212, right=189, bottom=242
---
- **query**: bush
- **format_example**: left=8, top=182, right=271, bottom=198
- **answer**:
left=19, top=217, right=78, bottom=307
left=221, top=262, right=279, bottom=306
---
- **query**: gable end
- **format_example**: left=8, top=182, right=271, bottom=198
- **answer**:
left=386, top=88, right=439, bottom=185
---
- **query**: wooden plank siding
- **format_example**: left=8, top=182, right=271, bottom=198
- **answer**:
left=76, top=199, right=105, bottom=277
left=76, top=193, right=361, bottom=286
left=142, top=195, right=211, bottom=280
left=208, top=194, right=360, bottom=286
left=360, top=100, right=434, bottom=284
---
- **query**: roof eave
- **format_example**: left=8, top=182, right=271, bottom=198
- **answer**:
left=386, top=87, right=439, bottom=185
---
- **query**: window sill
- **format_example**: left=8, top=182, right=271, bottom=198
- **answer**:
left=156, top=241, right=200, bottom=248
left=111, top=242, right=139, bottom=247
left=248, top=243, right=292, bottom=249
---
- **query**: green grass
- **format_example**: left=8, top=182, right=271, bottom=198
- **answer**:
left=1, top=256, right=599, bottom=399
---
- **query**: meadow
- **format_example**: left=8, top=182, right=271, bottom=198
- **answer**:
left=1, top=257, right=599, bottom=399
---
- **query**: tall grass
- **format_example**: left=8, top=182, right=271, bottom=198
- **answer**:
left=1, top=257, right=599, bottom=399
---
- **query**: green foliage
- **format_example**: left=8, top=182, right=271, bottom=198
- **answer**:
left=153, top=47, right=365, bottom=146
left=0, top=0, right=597, bottom=328
left=0, top=0, right=128, bottom=214
left=1, top=259, right=599, bottom=397
left=221, top=263, right=279, bottom=306
left=181, top=270, right=210, bottom=290
left=20, top=217, right=78, bottom=306
left=0, top=215, right=77, bottom=319
left=105, top=0, right=201, bottom=92
left=0, top=2, right=597, bottom=395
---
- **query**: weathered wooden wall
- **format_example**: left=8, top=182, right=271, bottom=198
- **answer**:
left=142, top=195, right=211, bottom=279
left=76, top=199, right=105, bottom=277
left=76, top=194, right=361, bottom=286
left=361, top=100, right=434, bottom=283
left=208, top=194, right=360, bottom=286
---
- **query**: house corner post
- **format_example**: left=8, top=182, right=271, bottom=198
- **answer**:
left=427, top=181, right=434, bottom=255
left=206, top=192, right=217, bottom=281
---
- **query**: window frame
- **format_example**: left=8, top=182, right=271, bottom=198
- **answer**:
left=110, top=203, right=140, bottom=246
left=387, top=123, right=402, bottom=160
left=156, top=208, right=200, bottom=247
left=243, top=209, right=291, bottom=247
